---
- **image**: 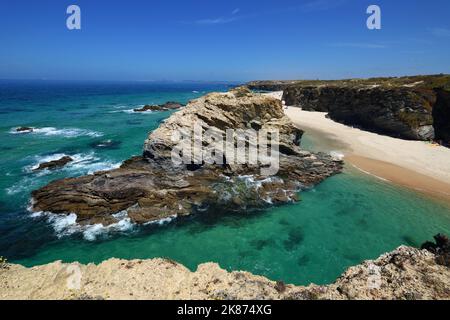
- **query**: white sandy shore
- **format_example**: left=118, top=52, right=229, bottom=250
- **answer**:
left=286, top=107, right=450, bottom=201
left=261, top=91, right=450, bottom=201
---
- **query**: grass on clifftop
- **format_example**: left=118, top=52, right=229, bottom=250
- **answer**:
left=249, top=74, right=450, bottom=91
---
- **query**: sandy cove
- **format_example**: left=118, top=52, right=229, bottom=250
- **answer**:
left=284, top=106, right=450, bottom=202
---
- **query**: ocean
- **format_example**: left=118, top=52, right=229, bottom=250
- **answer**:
left=0, top=80, right=449, bottom=285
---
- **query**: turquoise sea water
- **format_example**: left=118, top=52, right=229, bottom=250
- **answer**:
left=1, top=80, right=449, bottom=285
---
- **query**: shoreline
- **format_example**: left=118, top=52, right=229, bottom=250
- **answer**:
left=284, top=107, right=450, bottom=204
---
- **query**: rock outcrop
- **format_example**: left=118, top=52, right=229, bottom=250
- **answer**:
left=247, top=75, right=450, bottom=144
left=134, top=101, right=184, bottom=112
left=1, top=245, right=448, bottom=300
left=33, top=156, right=74, bottom=172
left=421, top=233, right=450, bottom=267
left=31, top=89, right=342, bottom=225
left=16, top=127, right=34, bottom=133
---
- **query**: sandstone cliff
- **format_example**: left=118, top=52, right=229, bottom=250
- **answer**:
left=1, top=244, right=448, bottom=300
left=248, top=75, right=450, bottom=143
left=31, top=88, right=342, bottom=225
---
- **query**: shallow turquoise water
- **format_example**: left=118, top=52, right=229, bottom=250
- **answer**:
left=1, top=80, right=449, bottom=285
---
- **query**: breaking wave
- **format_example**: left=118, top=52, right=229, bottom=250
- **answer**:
left=10, top=127, right=103, bottom=138
left=28, top=205, right=178, bottom=241
left=5, top=153, right=121, bottom=195
left=29, top=210, right=135, bottom=241
left=25, top=153, right=121, bottom=175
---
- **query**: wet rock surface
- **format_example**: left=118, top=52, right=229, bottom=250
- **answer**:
left=31, top=89, right=342, bottom=225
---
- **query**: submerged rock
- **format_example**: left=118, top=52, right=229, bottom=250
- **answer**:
left=31, top=89, right=343, bottom=225
left=33, top=156, right=74, bottom=172
left=134, top=101, right=184, bottom=112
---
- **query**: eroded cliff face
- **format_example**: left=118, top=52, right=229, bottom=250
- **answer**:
left=283, top=85, right=436, bottom=140
left=31, top=88, right=342, bottom=225
left=248, top=75, right=450, bottom=143
left=1, top=245, right=448, bottom=300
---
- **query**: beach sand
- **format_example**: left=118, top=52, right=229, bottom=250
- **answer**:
left=283, top=106, right=450, bottom=202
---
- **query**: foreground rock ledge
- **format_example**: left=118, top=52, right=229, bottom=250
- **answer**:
left=31, top=88, right=342, bottom=225
left=1, top=246, right=448, bottom=300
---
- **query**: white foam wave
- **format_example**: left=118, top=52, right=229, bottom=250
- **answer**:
left=29, top=209, right=135, bottom=241
left=6, top=153, right=121, bottom=195
left=25, top=153, right=121, bottom=175
left=144, top=215, right=177, bottom=226
left=329, top=151, right=345, bottom=161
left=352, top=164, right=390, bottom=182
left=111, top=108, right=154, bottom=114
left=9, top=127, right=103, bottom=138
left=109, top=105, right=157, bottom=114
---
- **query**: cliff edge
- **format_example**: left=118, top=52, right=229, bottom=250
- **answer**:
left=1, top=244, right=448, bottom=300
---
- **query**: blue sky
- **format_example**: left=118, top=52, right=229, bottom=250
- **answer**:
left=0, top=0, right=449, bottom=81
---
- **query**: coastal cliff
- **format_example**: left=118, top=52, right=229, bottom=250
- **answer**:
left=248, top=75, right=450, bottom=143
left=1, top=243, right=449, bottom=300
left=31, top=88, right=342, bottom=225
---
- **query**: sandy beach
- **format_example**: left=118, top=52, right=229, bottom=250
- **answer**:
left=280, top=101, right=450, bottom=202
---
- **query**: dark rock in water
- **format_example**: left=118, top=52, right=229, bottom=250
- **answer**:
left=33, top=156, right=73, bottom=172
left=31, top=89, right=343, bottom=225
left=90, top=139, right=122, bottom=150
left=421, top=234, right=450, bottom=267
left=16, top=127, right=34, bottom=133
left=283, top=228, right=305, bottom=251
left=297, top=254, right=310, bottom=266
left=134, top=101, right=184, bottom=112
left=250, top=238, right=276, bottom=250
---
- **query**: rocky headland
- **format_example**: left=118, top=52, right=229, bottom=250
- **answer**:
left=247, top=75, right=450, bottom=144
left=31, top=88, right=343, bottom=225
left=1, top=235, right=449, bottom=300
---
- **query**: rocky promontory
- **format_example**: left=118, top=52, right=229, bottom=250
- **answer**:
left=247, top=75, right=450, bottom=143
left=1, top=243, right=448, bottom=300
left=31, top=88, right=343, bottom=225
